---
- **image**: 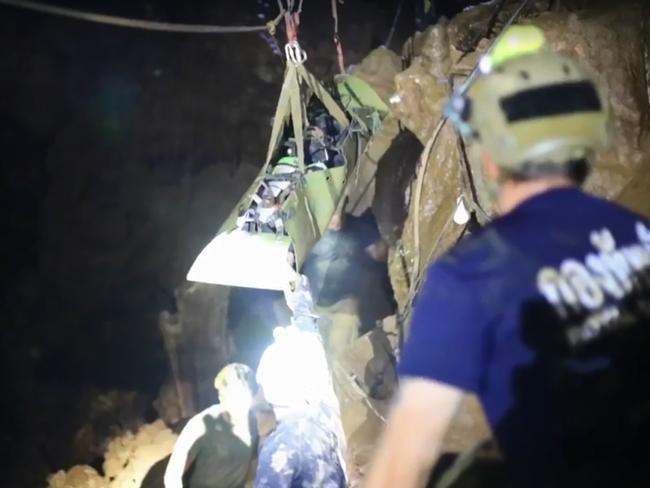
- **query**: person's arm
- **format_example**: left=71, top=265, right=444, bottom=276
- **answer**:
left=364, top=378, right=462, bottom=488
left=283, top=274, right=319, bottom=332
left=163, top=415, right=207, bottom=488
left=365, top=262, right=487, bottom=487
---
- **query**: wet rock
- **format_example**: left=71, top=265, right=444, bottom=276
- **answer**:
left=340, top=328, right=397, bottom=402
left=388, top=121, right=467, bottom=313
left=379, top=315, right=400, bottom=352
left=393, top=58, right=449, bottom=143
left=160, top=282, right=234, bottom=414
left=153, top=381, right=183, bottom=427
left=331, top=360, right=388, bottom=487
left=349, top=47, right=402, bottom=106
left=48, top=420, right=177, bottom=488
left=47, top=465, right=107, bottom=488
left=71, top=390, right=149, bottom=461
left=317, top=297, right=363, bottom=357
left=532, top=6, right=650, bottom=204
left=103, top=420, right=177, bottom=487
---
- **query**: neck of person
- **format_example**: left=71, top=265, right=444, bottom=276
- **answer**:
left=497, top=176, right=577, bottom=215
left=220, top=402, right=254, bottom=446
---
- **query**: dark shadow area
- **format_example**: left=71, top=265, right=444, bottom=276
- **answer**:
left=373, top=127, right=423, bottom=245
left=227, top=288, right=281, bottom=369
left=496, top=274, right=650, bottom=488
left=303, top=211, right=396, bottom=331
left=427, top=451, right=507, bottom=488
left=141, top=412, right=255, bottom=488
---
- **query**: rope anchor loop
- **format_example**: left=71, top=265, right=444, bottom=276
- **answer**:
left=284, top=40, right=307, bottom=64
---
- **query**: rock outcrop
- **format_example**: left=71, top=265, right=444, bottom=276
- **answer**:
left=47, top=420, right=177, bottom=488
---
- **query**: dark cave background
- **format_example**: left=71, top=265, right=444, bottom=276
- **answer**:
left=0, top=0, right=485, bottom=485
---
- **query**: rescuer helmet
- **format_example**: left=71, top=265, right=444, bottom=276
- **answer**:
left=446, top=25, right=612, bottom=177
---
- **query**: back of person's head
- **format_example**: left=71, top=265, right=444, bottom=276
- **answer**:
left=446, top=25, right=612, bottom=185
left=214, top=363, right=256, bottom=411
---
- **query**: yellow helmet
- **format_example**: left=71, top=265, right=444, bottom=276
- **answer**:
left=446, top=25, right=612, bottom=175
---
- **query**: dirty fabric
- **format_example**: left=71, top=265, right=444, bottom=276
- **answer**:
left=400, top=188, right=650, bottom=487
left=255, top=405, right=345, bottom=488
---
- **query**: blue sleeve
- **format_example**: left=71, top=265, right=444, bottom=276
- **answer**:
left=398, top=263, right=487, bottom=393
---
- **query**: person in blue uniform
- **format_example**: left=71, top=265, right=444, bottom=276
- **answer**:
left=365, top=26, right=650, bottom=488
left=254, top=275, right=347, bottom=488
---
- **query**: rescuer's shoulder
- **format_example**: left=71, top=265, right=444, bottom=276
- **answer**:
left=435, top=222, right=514, bottom=281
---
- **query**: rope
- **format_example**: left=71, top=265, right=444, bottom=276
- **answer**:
left=459, top=0, right=534, bottom=92
left=407, top=117, right=447, bottom=303
left=399, top=0, right=535, bottom=325
left=331, top=0, right=346, bottom=74
left=284, top=11, right=299, bottom=43
left=383, top=0, right=405, bottom=49
left=0, top=0, right=283, bottom=34
left=334, top=363, right=387, bottom=424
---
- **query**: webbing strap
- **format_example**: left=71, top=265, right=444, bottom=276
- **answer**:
left=289, top=67, right=306, bottom=171
left=265, top=58, right=349, bottom=174
left=265, top=64, right=297, bottom=168
left=297, top=65, right=349, bottom=128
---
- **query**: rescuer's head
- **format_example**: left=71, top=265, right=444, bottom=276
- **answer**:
left=446, top=25, right=612, bottom=187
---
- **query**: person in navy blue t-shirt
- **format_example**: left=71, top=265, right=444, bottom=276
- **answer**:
left=366, top=26, right=650, bottom=488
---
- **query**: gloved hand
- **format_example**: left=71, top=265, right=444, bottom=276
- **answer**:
left=283, top=274, right=314, bottom=317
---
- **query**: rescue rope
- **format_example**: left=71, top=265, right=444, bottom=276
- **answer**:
left=460, top=0, right=534, bottom=91
left=0, top=0, right=283, bottom=34
left=331, top=0, right=346, bottom=74
left=407, top=117, right=447, bottom=303
left=383, top=0, right=405, bottom=49
left=400, top=0, right=535, bottom=327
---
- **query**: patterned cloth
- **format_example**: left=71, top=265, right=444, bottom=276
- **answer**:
left=254, top=406, right=346, bottom=488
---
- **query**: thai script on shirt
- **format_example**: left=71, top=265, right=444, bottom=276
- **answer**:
left=536, top=222, right=650, bottom=346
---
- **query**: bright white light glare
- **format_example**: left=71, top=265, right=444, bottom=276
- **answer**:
left=257, top=326, right=338, bottom=417
left=222, top=384, right=253, bottom=417
left=186, top=229, right=295, bottom=290
left=453, top=195, right=470, bottom=225
left=478, top=55, right=492, bottom=74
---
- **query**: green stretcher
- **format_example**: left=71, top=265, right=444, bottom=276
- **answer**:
left=187, top=62, right=387, bottom=290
